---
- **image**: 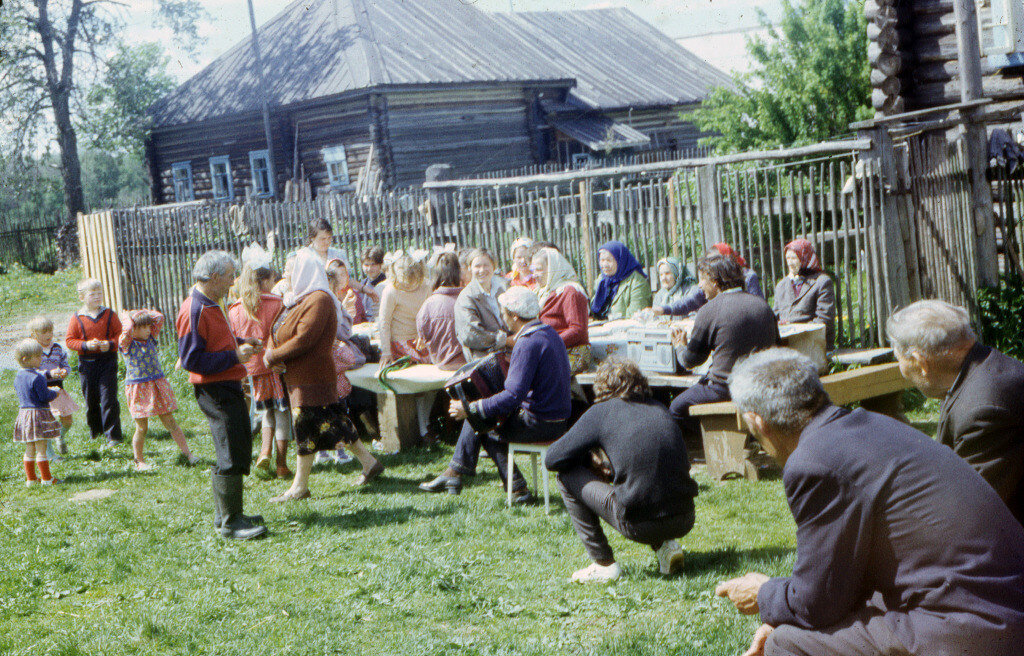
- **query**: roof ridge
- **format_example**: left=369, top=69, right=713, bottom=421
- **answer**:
left=346, top=0, right=390, bottom=86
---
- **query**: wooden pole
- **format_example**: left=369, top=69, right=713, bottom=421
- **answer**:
left=247, top=0, right=276, bottom=196
left=953, top=0, right=1000, bottom=287
left=579, top=180, right=595, bottom=295
left=697, top=165, right=725, bottom=246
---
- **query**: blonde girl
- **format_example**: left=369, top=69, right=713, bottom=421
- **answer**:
left=13, top=339, right=61, bottom=485
left=28, top=316, right=77, bottom=458
left=377, top=250, right=431, bottom=367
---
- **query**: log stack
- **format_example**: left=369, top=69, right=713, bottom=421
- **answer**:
left=866, top=0, right=905, bottom=117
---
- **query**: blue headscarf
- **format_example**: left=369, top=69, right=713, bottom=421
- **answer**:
left=589, top=241, right=647, bottom=316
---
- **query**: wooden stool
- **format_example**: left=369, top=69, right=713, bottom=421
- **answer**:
left=507, top=442, right=554, bottom=513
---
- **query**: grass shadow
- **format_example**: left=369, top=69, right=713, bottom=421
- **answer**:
left=63, top=469, right=134, bottom=484
left=680, top=546, right=794, bottom=576
left=289, top=504, right=455, bottom=531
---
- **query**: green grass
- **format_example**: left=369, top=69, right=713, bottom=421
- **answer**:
left=0, top=268, right=941, bottom=656
left=0, top=264, right=83, bottom=319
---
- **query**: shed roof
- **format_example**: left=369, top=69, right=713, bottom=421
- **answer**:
left=149, top=0, right=731, bottom=128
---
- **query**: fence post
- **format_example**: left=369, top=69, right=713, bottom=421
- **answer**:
left=579, top=180, right=595, bottom=295
left=697, top=165, right=724, bottom=246
left=863, top=127, right=913, bottom=311
left=668, top=177, right=681, bottom=259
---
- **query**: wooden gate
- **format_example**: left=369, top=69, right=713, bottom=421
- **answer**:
left=77, top=211, right=125, bottom=312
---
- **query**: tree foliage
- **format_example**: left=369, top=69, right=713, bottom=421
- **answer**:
left=692, top=0, right=872, bottom=153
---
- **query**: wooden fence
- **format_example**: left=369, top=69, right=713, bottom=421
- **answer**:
left=80, top=139, right=920, bottom=348
left=0, top=215, right=63, bottom=272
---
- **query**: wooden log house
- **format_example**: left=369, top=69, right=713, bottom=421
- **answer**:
left=866, top=0, right=1024, bottom=127
left=144, top=0, right=731, bottom=204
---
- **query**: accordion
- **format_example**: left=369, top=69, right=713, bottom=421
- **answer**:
left=445, top=352, right=510, bottom=433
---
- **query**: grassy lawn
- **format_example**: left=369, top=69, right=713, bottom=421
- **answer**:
left=0, top=268, right=941, bottom=656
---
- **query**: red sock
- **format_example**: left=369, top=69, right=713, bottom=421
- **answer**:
left=37, top=460, right=52, bottom=482
left=24, top=460, right=37, bottom=481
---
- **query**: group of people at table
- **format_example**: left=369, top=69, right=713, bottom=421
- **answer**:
left=173, top=219, right=1024, bottom=656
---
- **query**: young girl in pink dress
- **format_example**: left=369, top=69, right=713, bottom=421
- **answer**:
left=119, top=310, right=197, bottom=470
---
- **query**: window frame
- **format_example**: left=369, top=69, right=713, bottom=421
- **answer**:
left=171, top=161, right=194, bottom=202
left=248, top=149, right=274, bottom=198
left=208, top=155, right=234, bottom=201
left=321, top=145, right=351, bottom=188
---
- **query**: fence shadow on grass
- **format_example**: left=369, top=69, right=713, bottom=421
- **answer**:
left=678, top=546, right=794, bottom=577
left=288, top=504, right=455, bottom=531
left=63, top=468, right=135, bottom=485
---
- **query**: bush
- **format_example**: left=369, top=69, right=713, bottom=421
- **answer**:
left=976, top=275, right=1024, bottom=360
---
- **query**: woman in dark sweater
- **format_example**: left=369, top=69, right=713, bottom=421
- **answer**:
left=545, top=360, right=698, bottom=583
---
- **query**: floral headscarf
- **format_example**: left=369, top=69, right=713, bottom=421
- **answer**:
left=785, top=239, right=823, bottom=276
left=656, top=256, right=694, bottom=298
left=535, top=247, right=585, bottom=305
left=711, top=242, right=748, bottom=269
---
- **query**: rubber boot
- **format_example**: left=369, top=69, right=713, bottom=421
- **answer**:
left=275, top=440, right=293, bottom=479
left=213, top=474, right=267, bottom=540
left=211, top=472, right=265, bottom=529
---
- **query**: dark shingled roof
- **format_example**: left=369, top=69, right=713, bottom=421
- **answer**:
left=149, top=0, right=731, bottom=128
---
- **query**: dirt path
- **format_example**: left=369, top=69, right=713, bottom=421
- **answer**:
left=0, top=301, right=79, bottom=371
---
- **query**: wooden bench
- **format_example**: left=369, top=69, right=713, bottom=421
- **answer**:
left=690, top=362, right=912, bottom=480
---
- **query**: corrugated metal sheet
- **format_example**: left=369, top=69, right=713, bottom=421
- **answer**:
left=547, top=114, right=650, bottom=150
left=149, top=1, right=731, bottom=128
left=491, top=9, right=734, bottom=111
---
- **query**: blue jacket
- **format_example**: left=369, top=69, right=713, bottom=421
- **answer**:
left=660, top=268, right=763, bottom=316
left=759, top=404, right=1024, bottom=655
left=477, top=321, right=571, bottom=422
left=15, top=368, right=59, bottom=409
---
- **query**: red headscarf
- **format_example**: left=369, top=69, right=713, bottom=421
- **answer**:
left=711, top=242, right=747, bottom=269
left=784, top=239, right=822, bottom=275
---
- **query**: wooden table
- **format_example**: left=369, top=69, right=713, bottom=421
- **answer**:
left=347, top=363, right=450, bottom=452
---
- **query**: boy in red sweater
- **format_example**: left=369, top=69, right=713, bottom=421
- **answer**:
left=65, top=279, right=123, bottom=448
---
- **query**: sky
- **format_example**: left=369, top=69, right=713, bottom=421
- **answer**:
left=125, top=0, right=782, bottom=82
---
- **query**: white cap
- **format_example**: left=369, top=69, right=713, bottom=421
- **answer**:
left=498, top=286, right=540, bottom=320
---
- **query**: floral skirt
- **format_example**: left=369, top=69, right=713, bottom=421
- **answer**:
left=567, top=344, right=593, bottom=375
left=293, top=403, right=358, bottom=456
left=391, top=339, right=431, bottom=364
left=13, top=408, right=61, bottom=443
left=49, top=388, right=80, bottom=417
left=252, top=372, right=288, bottom=411
left=125, top=378, right=178, bottom=419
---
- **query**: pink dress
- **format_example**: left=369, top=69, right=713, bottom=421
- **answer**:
left=228, top=295, right=288, bottom=411
left=119, top=311, right=179, bottom=419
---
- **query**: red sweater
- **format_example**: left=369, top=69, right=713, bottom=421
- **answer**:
left=66, top=307, right=122, bottom=359
left=539, top=286, right=589, bottom=349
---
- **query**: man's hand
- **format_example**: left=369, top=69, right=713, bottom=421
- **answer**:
left=715, top=572, right=769, bottom=615
left=670, top=325, right=688, bottom=347
left=448, top=398, right=467, bottom=420
left=237, top=343, right=255, bottom=364
left=741, top=624, right=774, bottom=656
left=652, top=306, right=665, bottom=316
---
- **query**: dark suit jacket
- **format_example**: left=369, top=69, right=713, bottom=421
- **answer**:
left=937, top=342, right=1024, bottom=524
left=773, top=271, right=836, bottom=349
left=758, top=405, right=1024, bottom=656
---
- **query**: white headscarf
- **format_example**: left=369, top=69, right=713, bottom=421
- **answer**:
left=286, top=247, right=339, bottom=313
left=536, top=247, right=585, bottom=305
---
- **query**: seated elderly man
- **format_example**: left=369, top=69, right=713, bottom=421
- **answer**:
left=717, top=347, right=1024, bottom=656
left=887, top=300, right=1023, bottom=524
left=420, top=286, right=571, bottom=502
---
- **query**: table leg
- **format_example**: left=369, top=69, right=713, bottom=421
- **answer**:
left=699, top=415, right=750, bottom=480
left=376, top=391, right=421, bottom=452
left=861, top=391, right=907, bottom=423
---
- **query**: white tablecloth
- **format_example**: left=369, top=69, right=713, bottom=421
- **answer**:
left=347, top=362, right=451, bottom=395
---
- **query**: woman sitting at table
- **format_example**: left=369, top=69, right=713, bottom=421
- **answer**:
left=774, top=238, right=837, bottom=350
left=378, top=250, right=431, bottom=367
left=455, top=248, right=511, bottom=360
left=533, top=247, right=591, bottom=374
left=653, top=242, right=762, bottom=317
left=545, top=360, right=698, bottom=583
left=507, top=237, right=539, bottom=291
left=590, top=241, right=652, bottom=320
left=652, top=256, right=695, bottom=308
left=668, top=254, right=779, bottom=439
left=416, top=252, right=467, bottom=372
left=328, top=259, right=366, bottom=325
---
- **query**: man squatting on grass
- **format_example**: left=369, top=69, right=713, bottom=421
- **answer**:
left=176, top=250, right=267, bottom=541
left=716, top=347, right=1024, bottom=656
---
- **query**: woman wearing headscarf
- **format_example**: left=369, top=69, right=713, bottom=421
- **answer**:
left=653, top=242, right=763, bottom=317
left=773, top=238, right=836, bottom=349
left=590, top=241, right=652, bottom=320
left=652, top=257, right=695, bottom=308
left=507, top=237, right=539, bottom=291
left=263, top=250, right=369, bottom=502
left=533, top=247, right=591, bottom=373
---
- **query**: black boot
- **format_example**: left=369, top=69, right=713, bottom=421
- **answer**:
left=213, top=473, right=267, bottom=540
left=419, top=473, right=462, bottom=494
left=212, top=473, right=265, bottom=529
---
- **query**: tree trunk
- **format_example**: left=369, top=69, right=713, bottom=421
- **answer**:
left=50, top=88, right=84, bottom=263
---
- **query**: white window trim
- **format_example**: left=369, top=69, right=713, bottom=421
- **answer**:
left=322, top=145, right=351, bottom=188
left=171, top=161, right=194, bottom=202
left=248, top=149, right=274, bottom=198
left=209, top=155, right=234, bottom=201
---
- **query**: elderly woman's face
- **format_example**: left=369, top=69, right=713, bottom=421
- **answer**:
left=513, top=247, right=531, bottom=273
left=531, top=253, right=547, bottom=286
left=658, top=263, right=676, bottom=291
left=785, top=249, right=802, bottom=276
left=598, top=250, right=617, bottom=277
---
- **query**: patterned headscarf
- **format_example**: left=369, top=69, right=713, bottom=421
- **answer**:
left=711, top=242, right=748, bottom=269
left=785, top=239, right=823, bottom=275
left=590, top=241, right=646, bottom=316
left=656, top=256, right=694, bottom=298
left=535, top=247, right=585, bottom=305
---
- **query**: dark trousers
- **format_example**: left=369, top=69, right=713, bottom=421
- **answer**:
left=669, top=379, right=730, bottom=437
left=765, top=604, right=911, bottom=656
left=556, top=465, right=695, bottom=563
left=450, top=411, right=567, bottom=490
left=78, top=357, right=123, bottom=443
left=194, top=381, right=252, bottom=476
